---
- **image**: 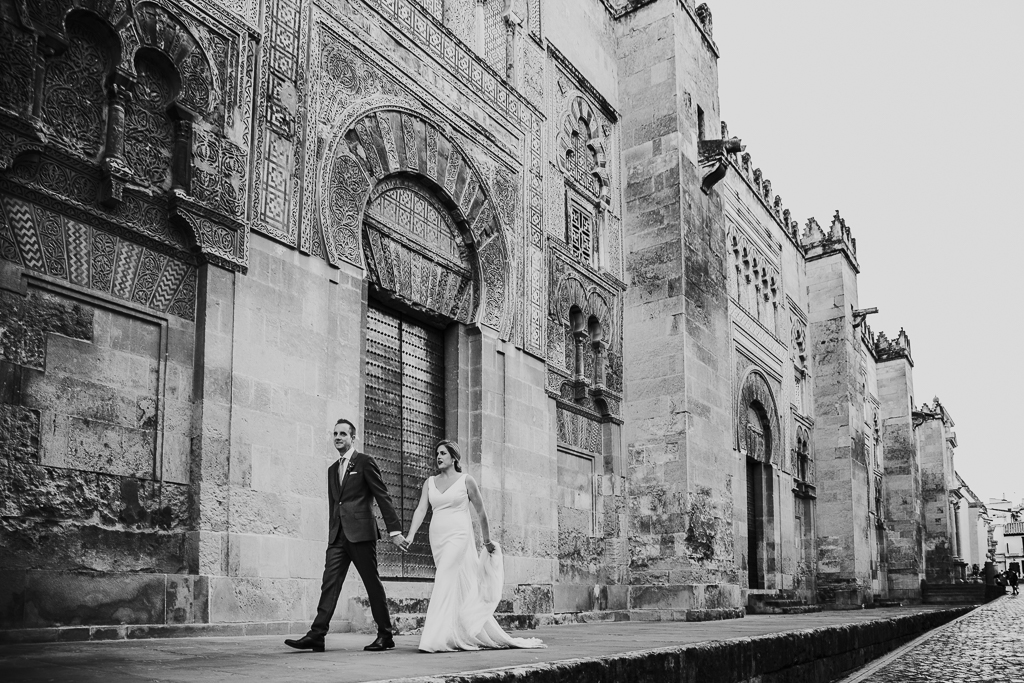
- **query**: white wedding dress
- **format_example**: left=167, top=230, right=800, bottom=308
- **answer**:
left=418, top=474, right=546, bottom=652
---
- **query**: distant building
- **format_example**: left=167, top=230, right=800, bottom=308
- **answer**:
left=990, top=497, right=1024, bottom=572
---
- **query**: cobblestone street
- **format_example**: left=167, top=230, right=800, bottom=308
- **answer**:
left=843, top=596, right=1024, bottom=683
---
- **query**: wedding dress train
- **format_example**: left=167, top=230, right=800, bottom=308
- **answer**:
left=418, top=474, right=546, bottom=652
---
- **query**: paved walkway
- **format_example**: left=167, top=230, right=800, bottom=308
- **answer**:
left=0, top=606, right=953, bottom=683
left=840, top=595, right=1024, bottom=683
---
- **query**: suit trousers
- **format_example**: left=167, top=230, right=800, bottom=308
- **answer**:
left=309, top=536, right=393, bottom=639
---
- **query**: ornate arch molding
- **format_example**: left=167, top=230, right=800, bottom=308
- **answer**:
left=737, top=368, right=782, bottom=466
left=555, top=95, right=611, bottom=205
left=319, top=106, right=514, bottom=336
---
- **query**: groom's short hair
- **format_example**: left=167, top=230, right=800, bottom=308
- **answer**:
left=335, top=418, right=356, bottom=437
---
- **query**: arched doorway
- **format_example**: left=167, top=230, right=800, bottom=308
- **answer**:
left=738, top=370, right=781, bottom=590
left=361, top=177, right=478, bottom=579
left=320, top=108, right=513, bottom=579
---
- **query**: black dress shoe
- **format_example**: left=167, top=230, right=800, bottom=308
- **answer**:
left=284, top=635, right=325, bottom=652
left=363, top=635, right=395, bottom=651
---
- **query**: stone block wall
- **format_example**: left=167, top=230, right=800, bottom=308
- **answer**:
left=0, top=265, right=194, bottom=629
left=190, top=235, right=369, bottom=624
left=805, top=249, right=873, bottom=604
left=616, top=0, right=740, bottom=610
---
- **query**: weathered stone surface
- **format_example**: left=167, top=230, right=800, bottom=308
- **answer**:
left=20, top=572, right=166, bottom=628
left=0, top=290, right=93, bottom=371
left=0, top=460, right=189, bottom=573
left=0, top=402, right=39, bottom=462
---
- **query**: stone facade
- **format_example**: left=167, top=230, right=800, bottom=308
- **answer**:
left=0, top=0, right=989, bottom=637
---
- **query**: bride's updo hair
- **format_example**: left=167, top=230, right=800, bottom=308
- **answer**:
left=435, top=439, right=462, bottom=472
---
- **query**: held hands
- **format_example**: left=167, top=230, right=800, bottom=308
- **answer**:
left=391, top=534, right=411, bottom=552
left=484, top=540, right=496, bottom=554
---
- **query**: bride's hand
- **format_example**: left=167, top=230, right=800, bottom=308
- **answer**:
left=484, top=540, right=496, bottom=553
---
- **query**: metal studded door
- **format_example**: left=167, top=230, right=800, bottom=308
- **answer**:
left=364, top=306, right=445, bottom=579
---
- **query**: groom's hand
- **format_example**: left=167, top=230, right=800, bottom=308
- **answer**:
left=390, top=534, right=409, bottom=552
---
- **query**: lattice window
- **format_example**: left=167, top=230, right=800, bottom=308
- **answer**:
left=567, top=129, right=600, bottom=197
left=364, top=306, right=445, bottom=579
left=124, top=53, right=176, bottom=189
left=367, top=187, right=462, bottom=264
left=793, top=371, right=804, bottom=415
left=567, top=202, right=595, bottom=266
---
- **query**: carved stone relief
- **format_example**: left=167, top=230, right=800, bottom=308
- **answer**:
left=39, top=14, right=113, bottom=161
left=0, top=20, right=35, bottom=117
left=250, top=0, right=308, bottom=247
left=0, top=0, right=255, bottom=274
left=557, top=406, right=602, bottom=454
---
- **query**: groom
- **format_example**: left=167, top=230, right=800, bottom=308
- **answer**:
left=285, top=418, right=408, bottom=652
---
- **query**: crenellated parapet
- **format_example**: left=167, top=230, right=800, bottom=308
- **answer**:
left=875, top=328, right=914, bottom=366
left=801, top=210, right=860, bottom=272
left=723, top=121, right=803, bottom=246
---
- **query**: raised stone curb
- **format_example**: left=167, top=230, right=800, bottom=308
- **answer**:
left=0, top=620, right=311, bottom=644
left=377, top=606, right=972, bottom=683
left=0, top=608, right=747, bottom=644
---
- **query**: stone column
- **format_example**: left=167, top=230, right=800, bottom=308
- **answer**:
left=187, top=264, right=236, bottom=584
left=100, top=76, right=133, bottom=207
left=475, top=0, right=486, bottom=55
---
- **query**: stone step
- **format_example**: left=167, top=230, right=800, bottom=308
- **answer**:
left=921, top=584, right=987, bottom=605
left=868, top=599, right=904, bottom=608
left=746, top=590, right=818, bottom=615
left=763, top=599, right=804, bottom=608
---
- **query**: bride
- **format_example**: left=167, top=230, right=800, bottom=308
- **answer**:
left=403, top=440, right=545, bottom=652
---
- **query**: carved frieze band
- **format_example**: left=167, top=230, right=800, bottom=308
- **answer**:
left=0, top=194, right=196, bottom=320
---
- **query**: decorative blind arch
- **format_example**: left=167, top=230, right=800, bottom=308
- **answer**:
left=737, top=369, right=782, bottom=466
left=320, top=107, right=513, bottom=336
left=556, top=96, right=611, bottom=205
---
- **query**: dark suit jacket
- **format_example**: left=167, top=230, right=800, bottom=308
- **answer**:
left=328, top=451, right=402, bottom=545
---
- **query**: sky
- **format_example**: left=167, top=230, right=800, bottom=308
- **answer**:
left=712, top=1, right=1024, bottom=506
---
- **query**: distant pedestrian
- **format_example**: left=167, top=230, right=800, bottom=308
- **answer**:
left=1010, top=569, right=1020, bottom=596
